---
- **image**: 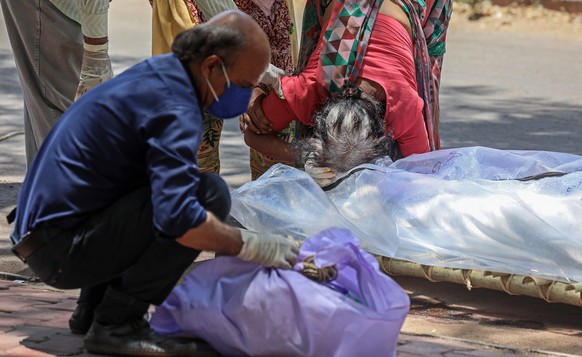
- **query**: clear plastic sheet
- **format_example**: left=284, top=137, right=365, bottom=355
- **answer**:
left=231, top=147, right=582, bottom=283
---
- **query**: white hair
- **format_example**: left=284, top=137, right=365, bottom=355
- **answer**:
left=295, top=86, right=397, bottom=172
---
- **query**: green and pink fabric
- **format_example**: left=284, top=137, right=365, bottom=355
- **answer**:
left=297, top=0, right=452, bottom=151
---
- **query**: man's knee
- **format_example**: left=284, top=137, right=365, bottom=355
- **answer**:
left=198, top=173, right=231, bottom=221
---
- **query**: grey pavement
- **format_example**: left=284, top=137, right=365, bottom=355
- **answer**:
left=1, top=1, right=582, bottom=356
left=439, top=27, right=582, bottom=154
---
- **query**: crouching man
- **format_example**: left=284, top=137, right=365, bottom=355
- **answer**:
left=8, top=10, right=297, bottom=357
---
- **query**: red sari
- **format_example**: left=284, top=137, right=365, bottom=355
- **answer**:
left=262, top=13, right=430, bottom=157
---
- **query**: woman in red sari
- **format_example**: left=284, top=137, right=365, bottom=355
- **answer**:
left=242, top=0, right=452, bottom=184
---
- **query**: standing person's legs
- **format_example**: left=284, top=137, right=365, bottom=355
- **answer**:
left=197, top=114, right=224, bottom=174
left=1, top=0, right=82, bottom=165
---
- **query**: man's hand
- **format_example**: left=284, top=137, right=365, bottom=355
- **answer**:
left=241, top=88, right=273, bottom=134
left=75, top=42, right=114, bottom=100
left=237, top=230, right=298, bottom=269
left=305, top=159, right=337, bottom=187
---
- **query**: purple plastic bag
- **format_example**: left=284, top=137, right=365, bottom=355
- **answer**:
left=150, top=227, right=410, bottom=357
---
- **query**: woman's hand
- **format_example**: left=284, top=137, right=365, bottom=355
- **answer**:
left=241, top=87, right=273, bottom=134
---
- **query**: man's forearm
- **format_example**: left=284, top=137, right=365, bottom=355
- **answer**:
left=83, top=36, right=108, bottom=45
left=176, top=212, right=243, bottom=255
left=244, top=131, right=298, bottom=162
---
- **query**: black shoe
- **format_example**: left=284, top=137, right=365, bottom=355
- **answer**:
left=69, top=301, right=96, bottom=335
left=84, top=317, right=198, bottom=357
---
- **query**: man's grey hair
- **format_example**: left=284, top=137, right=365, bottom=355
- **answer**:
left=295, top=86, right=397, bottom=172
left=171, top=21, right=245, bottom=68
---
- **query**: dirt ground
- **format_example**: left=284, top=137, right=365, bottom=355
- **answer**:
left=452, top=0, right=582, bottom=39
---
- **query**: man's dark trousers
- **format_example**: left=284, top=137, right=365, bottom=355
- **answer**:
left=21, top=172, right=231, bottom=325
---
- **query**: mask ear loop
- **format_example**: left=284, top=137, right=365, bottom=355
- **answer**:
left=220, top=62, right=231, bottom=88
left=205, top=76, right=220, bottom=102
left=204, top=60, right=230, bottom=103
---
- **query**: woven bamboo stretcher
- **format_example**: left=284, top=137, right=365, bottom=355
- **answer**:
left=376, top=257, right=582, bottom=307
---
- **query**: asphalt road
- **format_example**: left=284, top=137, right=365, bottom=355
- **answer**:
left=439, top=25, right=582, bottom=154
left=1, top=1, right=581, bottom=355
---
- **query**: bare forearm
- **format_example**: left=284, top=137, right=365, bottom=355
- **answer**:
left=244, top=131, right=298, bottom=162
left=176, top=212, right=243, bottom=255
left=83, top=36, right=108, bottom=45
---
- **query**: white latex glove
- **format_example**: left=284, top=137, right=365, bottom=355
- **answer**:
left=75, top=42, right=114, bottom=100
left=260, top=64, right=285, bottom=98
left=305, top=159, right=337, bottom=187
left=237, top=230, right=298, bottom=269
left=194, top=0, right=237, bottom=18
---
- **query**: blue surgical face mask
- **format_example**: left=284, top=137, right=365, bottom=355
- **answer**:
left=205, top=62, right=253, bottom=119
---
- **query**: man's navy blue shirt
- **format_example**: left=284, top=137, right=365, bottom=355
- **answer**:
left=14, top=53, right=208, bottom=242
